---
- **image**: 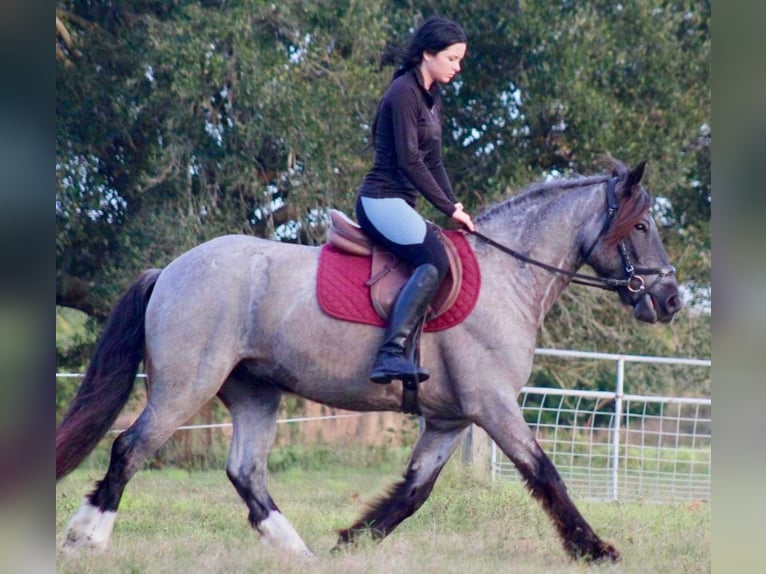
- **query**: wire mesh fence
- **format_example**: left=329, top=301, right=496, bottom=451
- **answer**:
left=57, top=350, right=710, bottom=502
left=490, top=351, right=711, bottom=503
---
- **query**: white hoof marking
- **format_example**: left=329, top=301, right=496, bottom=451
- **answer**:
left=62, top=501, right=116, bottom=551
left=258, top=511, right=313, bottom=557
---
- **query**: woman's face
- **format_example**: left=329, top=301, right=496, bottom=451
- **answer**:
left=421, top=42, right=467, bottom=87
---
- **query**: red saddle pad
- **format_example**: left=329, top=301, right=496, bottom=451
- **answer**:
left=316, top=230, right=481, bottom=332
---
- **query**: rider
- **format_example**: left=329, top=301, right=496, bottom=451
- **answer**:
left=356, top=16, right=475, bottom=384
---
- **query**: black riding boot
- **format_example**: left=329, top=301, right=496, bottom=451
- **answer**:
left=369, top=263, right=441, bottom=384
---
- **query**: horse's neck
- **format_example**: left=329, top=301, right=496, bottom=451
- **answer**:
left=475, top=185, right=604, bottom=322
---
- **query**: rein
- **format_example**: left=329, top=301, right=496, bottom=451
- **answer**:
left=469, top=176, right=676, bottom=293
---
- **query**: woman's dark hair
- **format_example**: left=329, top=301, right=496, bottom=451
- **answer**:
left=393, top=16, right=467, bottom=80
left=364, top=16, right=466, bottom=150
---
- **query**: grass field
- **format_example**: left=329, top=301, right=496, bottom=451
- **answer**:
left=55, top=453, right=710, bottom=574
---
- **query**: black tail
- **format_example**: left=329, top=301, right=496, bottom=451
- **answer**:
left=56, top=269, right=161, bottom=481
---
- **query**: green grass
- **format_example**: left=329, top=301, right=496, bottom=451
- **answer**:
left=540, top=444, right=711, bottom=476
left=56, top=458, right=710, bottom=573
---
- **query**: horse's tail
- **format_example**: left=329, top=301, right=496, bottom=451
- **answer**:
left=56, top=268, right=162, bottom=481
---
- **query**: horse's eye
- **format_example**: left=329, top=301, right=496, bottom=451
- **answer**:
left=635, top=223, right=648, bottom=232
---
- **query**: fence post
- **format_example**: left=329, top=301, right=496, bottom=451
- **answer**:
left=461, top=424, right=491, bottom=481
left=490, top=440, right=497, bottom=481
left=611, top=357, right=625, bottom=501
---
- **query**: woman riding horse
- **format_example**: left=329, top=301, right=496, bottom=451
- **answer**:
left=355, top=16, right=475, bottom=385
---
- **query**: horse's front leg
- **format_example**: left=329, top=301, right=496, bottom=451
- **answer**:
left=478, top=399, right=620, bottom=563
left=336, top=419, right=468, bottom=545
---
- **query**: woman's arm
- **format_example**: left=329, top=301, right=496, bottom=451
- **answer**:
left=389, top=87, right=457, bottom=216
left=430, top=155, right=459, bottom=206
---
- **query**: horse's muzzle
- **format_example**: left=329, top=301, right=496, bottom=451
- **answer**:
left=632, top=283, right=684, bottom=324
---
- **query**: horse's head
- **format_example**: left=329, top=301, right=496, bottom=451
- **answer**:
left=586, top=161, right=684, bottom=324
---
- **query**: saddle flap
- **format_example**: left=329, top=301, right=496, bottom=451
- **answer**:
left=369, top=225, right=463, bottom=322
left=433, top=228, right=463, bottom=318
left=369, top=247, right=411, bottom=319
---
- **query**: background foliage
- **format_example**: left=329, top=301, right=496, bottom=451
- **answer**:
left=56, top=1, right=710, bottom=399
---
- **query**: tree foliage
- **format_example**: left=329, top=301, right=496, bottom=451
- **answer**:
left=57, top=0, right=391, bottom=318
left=56, top=0, right=710, bottom=394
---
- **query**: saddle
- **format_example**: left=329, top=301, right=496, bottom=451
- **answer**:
left=325, top=209, right=463, bottom=321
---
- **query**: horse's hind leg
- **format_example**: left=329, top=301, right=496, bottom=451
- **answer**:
left=63, top=362, right=230, bottom=550
left=337, top=420, right=468, bottom=545
left=478, top=402, right=620, bottom=563
left=217, top=374, right=312, bottom=557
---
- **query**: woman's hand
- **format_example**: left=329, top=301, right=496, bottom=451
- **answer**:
left=451, top=203, right=475, bottom=232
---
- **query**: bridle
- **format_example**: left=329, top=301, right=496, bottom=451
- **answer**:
left=470, top=175, right=676, bottom=293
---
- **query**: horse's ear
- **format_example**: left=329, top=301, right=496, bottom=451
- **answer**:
left=625, top=160, right=647, bottom=191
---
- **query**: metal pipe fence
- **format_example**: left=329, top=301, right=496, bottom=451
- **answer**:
left=490, top=349, right=711, bottom=503
left=57, top=349, right=710, bottom=502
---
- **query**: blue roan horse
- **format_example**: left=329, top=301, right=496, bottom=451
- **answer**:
left=56, top=160, right=682, bottom=562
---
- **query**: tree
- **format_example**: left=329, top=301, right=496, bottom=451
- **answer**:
left=425, top=1, right=711, bottom=293
left=397, top=1, right=711, bottom=392
left=57, top=1, right=710, bottom=394
left=56, top=0, right=390, bottom=321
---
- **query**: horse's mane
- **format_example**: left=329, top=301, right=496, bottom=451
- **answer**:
left=475, top=174, right=610, bottom=222
left=476, top=159, right=652, bottom=247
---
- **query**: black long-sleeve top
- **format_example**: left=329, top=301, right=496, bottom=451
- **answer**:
left=358, top=68, right=459, bottom=217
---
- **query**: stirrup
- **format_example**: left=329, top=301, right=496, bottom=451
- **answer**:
left=369, top=366, right=429, bottom=385
left=369, top=352, right=429, bottom=384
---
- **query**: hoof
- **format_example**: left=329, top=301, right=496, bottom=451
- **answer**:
left=335, top=527, right=356, bottom=545
left=258, top=510, right=313, bottom=557
left=567, top=538, right=621, bottom=563
left=589, top=540, right=621, bottom=563
left=335, top=525, right=384, bottom=547
left=61, top=503, right=115, bottom=552
left=61, top=530, right=109, bottom=553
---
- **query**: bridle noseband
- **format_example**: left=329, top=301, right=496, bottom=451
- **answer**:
left=470, top=175, right=676, bottom=293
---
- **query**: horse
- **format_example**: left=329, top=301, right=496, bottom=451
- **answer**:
left=56, top=159, right=682, bottom=562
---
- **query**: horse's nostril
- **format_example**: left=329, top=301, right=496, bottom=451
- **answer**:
left=665, top=293, right=683, bottom=314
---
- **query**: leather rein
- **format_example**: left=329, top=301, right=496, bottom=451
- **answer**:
left=469, top=176, right=676, bottom=293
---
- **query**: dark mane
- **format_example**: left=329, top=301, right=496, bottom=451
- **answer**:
left=475, top=174, right=610, bottom=223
